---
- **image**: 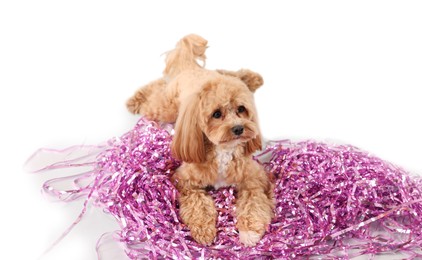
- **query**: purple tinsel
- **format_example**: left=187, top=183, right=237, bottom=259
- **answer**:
left=28, top=118, right=422, bottom=259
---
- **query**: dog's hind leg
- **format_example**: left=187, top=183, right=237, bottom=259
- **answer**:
left=126, top=78, right=179, bottom=123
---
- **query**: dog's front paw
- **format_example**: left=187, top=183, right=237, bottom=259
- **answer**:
left=190, top=224, right=217, bottom=245
left=239, top=230, right=262, bottom=247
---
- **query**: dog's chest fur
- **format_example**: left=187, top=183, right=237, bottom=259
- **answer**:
left=213, top=147, right=235, bottom=189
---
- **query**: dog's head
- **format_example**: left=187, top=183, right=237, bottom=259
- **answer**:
left=171, top=75, right=262, bottom=163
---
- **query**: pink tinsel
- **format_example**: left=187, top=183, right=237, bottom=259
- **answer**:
left=28, top=118, right=422, bottom=259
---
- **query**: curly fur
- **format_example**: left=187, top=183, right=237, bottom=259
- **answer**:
left=126, top=34, right=274, bottom=246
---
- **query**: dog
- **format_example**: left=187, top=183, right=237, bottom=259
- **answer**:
left=127, top=34, right=274, bottom=246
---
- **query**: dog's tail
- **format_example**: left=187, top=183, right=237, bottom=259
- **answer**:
left=163, top=34, right=208, bottom=80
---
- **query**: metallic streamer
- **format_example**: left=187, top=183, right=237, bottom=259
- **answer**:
left=27, top=118, right=422, bottom=259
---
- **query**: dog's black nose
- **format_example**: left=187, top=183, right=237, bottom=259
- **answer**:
left=231, top=125, right=244, bottom=136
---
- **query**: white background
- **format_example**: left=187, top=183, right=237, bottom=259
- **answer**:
left=1, top=1, right=422, bottom=259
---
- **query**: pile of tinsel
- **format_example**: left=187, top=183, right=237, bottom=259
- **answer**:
left=28, top=118, right=422, bottom=259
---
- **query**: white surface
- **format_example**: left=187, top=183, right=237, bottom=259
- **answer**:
left=1, top=1, right=422, bottom=259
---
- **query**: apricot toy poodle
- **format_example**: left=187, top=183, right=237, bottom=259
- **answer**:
left=127, top=34, right=274, bottom=246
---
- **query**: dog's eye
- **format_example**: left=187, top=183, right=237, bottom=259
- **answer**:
left=237, top=105, right=246, bottom=113
left=212, top=110, right=222, bottom=119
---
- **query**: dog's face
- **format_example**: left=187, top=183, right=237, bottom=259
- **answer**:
left=172, top=76, right=262, bottom=163
left=199, top=79, right=259, bottom=147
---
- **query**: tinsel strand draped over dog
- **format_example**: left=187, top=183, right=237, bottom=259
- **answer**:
left=27, top=117, right=422, bottom=259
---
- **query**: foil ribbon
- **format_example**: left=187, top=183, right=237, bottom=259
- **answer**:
left=27, top=118, right=422, bottom=259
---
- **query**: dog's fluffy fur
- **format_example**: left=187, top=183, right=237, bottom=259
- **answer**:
left=127, top=34, right=274, bottom=246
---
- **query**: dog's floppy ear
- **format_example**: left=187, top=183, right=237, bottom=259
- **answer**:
left=171, top=95, right=206, bottom=163
left=244, top=107, right=263, bottom=155
left=217, top=69, right=263, bottom=92
left=245, top=131, right=262, bottom=156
